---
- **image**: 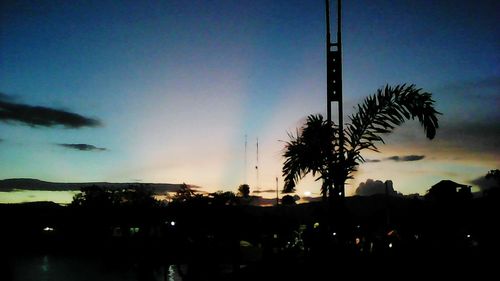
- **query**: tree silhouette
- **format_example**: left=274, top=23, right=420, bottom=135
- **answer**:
left=281, top=195, right=297, bottom=205
left=484, top=169, right=500, bottom=198
left=282, top=84, right=440, bottom=199
left=210, top=190, right=237, bottom=206
left=121, top=185, right=159, bottom=208
left=70, top=184, right=160, bottom=208
left=486, top=169, right=500, bottom=184
left=70, top=185, right=117, bottom=207
left=172, top=183, right=195, bottom=203
left=238, top=184, right=250, bottom=198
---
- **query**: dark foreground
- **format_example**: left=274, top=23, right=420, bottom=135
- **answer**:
left=2, top=195, right=499, bottom=280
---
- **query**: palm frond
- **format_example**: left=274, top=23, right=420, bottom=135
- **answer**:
left=281, top=84, right=440, bottom=199
left=282, top=114, right=337, bottom=193
left=345, top=84, right=440, bottom=176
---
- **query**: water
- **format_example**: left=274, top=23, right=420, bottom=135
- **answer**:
left=9, top=254, right=182, bottom=281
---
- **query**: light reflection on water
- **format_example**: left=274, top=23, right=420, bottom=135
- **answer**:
left=11, top=254, right=182, bottom=281
left=41, top=255, right=49, bottom=273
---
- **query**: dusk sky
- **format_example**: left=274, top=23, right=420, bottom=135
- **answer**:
left=1, top=0, right=499, bottom=203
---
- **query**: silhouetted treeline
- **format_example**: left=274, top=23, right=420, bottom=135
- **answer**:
left=2, top=180, right=499, bottom=280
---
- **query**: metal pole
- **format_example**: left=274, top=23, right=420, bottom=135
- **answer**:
left=244, top=134, right=247, bottom=184
left=326, top=0, right=332, bottom=124
left=337, top=0, right=345, bottom=198
left=276, top=177, right=279, bottom=206
left=256, top=138, right=259, bottom=191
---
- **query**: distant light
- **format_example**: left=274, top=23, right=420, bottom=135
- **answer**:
left=466, top=234, right=471, bottom=238
left=414, top=234, right=419, bottom=240
left=273, top=234, right=278, bottom=239
left=356, top=225, right=361, bottom=229
left=338, top=192, right=342, bottom=196
left=170, top=221, right=176, bottom=226
left=355, top=238, right=360, bottom=245
left=388, top=243, right=393, bottom=248
left=304, top=191, right=312, bottom=197
left=43, top=227, right=54, bottom=232
left=313, top=222, right=320, bottom=229
left=332, top=232, right=337, bottom=236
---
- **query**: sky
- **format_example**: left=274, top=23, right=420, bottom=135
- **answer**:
left=1, top=0, right=499, bottom=203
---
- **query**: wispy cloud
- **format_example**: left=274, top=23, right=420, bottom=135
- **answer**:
left=386, top=155, right=425, bottom=162
left=252, top=189, right=276, bottom=194
left=439, top=76, right=500, bottom=100
left=57, top=143, right=107, bottom=152
left=364, top=155, right=425, bottom=163
left=438, top=121, right=500, bottom=155
left=0, top=93, right=101, bottom=128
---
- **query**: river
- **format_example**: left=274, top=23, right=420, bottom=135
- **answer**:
left=8, top=254, right=182, bottom=281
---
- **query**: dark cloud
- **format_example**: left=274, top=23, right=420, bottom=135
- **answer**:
left=0, top=178, right=188, bottom=193
left=57, top=143, right=107, bottom=152
left=363, top=156, right=425, bottom=163
left=300, top=196, right=322, bottom=203
left=364, top=159, right=381, bottom=163
left=386, top=155, right=425, bottom=162
left=252, top=189, right=276, bottom=194
left=251, top=196, right=279, bottom=206
left=437, top=121, right=500, bottom=155
left=439, top=76, right=500, bottom=100
left=355, top=179, right=399, bottom=196
left=0, top=97, right=101, bottom=128
left=432, top=77, right=500, bottom=155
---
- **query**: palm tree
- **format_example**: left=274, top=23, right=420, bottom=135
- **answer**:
left=282, top=84, right=440, bottom=199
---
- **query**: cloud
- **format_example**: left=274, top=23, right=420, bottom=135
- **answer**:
left=253, top=196, right=279, bottom=206
left=437, top=121, right=500, bottom=155
left=252, top=189, right=276, bottom=194
left=439, top=76, right=500, bottom=100
left=355, top=179, right=399, bottom=196
left=364, top=155, right=425, bottom=163
left=386, top=155, right=425, bottom=162
left=0, top=96, right=101, bottom=128
left=300, top=196, right=322, bottom=203
left=0, top=178, right=189, bottom=193
left=57, top=143, right=107, bottom=152
left=364, top=159, right=381, bottom=163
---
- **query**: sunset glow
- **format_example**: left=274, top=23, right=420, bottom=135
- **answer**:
left=1, top=0, right=498, bottom=203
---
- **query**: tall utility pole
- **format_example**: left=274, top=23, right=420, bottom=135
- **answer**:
left=255, top=138, right=259, bottom=192
left=244, top=134, right=248, bottom=184
left=276, top=176, right=279, bottom=206
left=326, top=0, right=344, bottom=198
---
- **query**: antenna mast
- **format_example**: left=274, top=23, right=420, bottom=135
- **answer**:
left=255, top=138, right=259, bottom=192
left=326, top=0, right=344, bottom=199
left=276, top=176, right=279, bottom=206
left=244, top=134, right=247, bottom=184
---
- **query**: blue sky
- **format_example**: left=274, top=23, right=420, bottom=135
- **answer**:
left=1, top=0, right=499, bottom=202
